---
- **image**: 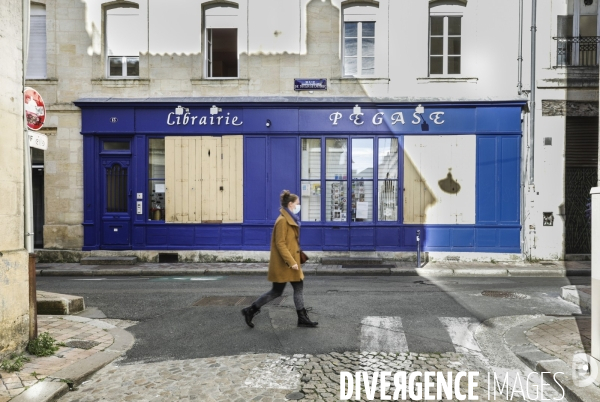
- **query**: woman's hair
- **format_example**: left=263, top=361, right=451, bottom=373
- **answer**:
left=280, top=189, right=298, bottom=207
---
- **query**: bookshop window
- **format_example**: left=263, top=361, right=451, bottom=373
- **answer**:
left=148, top=139, right=165, bottom=220
left=351, top=138, right=373, bottom=222
left=326, top=139, right=348, bottom=222
left=378, top=138, right=399, bottom=221
left=301, top=139, right=322, bottom=221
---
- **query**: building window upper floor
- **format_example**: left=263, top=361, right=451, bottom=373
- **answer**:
left=204, top=1, right=241, bottom=78
left=556, top=0, right=600, bottom=67
left=429, top=1, right=464, bottom=76
left=26, top=3, right=47, bottom=79
left=105, top=2, right=147, bottom=78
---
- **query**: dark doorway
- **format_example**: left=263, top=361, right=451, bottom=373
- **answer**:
left=32, top=148, right=44, bottom=248
left=565, top=116, right=598, bottom=254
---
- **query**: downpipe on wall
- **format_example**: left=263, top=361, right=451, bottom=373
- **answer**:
left=529, top=0, right=537, bottom=186
left=22, top=0, right=33, bottom=253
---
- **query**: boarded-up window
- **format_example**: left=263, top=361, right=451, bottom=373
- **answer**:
left=403, top=135, right=475, bottom=224
left=164, top=136, right=243, bottom=223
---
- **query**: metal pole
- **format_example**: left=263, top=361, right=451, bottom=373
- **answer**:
left=591, top=188, right=600, bottom=382
left=528, top=0, right=537, bottom=185
left=417, top=231, right=421, bottom=268
left=28, top=253, right=37, bottom=340
left=517, top=0, right=523, bottom=94
left=22, top=0, right=33, bottom=252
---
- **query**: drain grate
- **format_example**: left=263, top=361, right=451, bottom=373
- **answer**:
left=341, top=264, right=394, bottom=269
left=193, top=296, right=286, bottom=306
left=481, top=290, right=528, bottom=299
left=64, top=340, right=100, bottom=350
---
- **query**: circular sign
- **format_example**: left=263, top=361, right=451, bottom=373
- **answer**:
left=24, top=87, right=46, bottom=131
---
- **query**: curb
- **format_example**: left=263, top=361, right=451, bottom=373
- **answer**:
left=36, top=266, right=589, bottom=277
left=504, top=315, right=600, bottom=402
left=11, top=324, right=134, bottom=402
left=561, top=286, right=592, bottom=311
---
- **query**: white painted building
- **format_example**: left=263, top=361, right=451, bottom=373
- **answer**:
left=23, top=0, right=598, bottom=261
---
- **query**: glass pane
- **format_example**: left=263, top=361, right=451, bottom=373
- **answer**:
left=430, top=17, right=444, bottom=36
left=326, top=139, right=347, bottom=179
left=301, top=138, right=321, bottom=180
left=344, top=57, right=357, bottom=75
left=430, top=56, right=443, bottom=74
left=344, top=22, right=358, bottom=37
left=378, top=138, right=398, bottom=179
left=448, top=56, right=461, bottom=74
left=301, top=181, right=321, bottom=222
left=362, top=38, right=375, bottom=57
left=448, top=17, right=461, bottom=35
left=448, top=37, right=461, bottom=55
left=352, top=138, right=373, bottom=179
left=149, top=139, right=165, bottom=179
left=326, top=181, right=347, bottom=222
left=580, top=15, right=597, bottom=37
left=345, top=38, right=358, bottom=57
left=361, top=57, right=375, bottom=75
left=378, top=180, right=398, bottom=221
left=351, top=180, right=373, bottom=222
left=557, top=15, right=573, bottom=37
left=104, top=141, right=130, bottom=151
left=106, top=164, right=128, bottom=212
left=109, top=57, right=123, bottom=77
left=149, top=179, right=165, bottom=220
left=126, top=57, right=139, bottom=76
left=362, top=22, right=375, bottom=37
left=430, top=37, right=443, bottom=55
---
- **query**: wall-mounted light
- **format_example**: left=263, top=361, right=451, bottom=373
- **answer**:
left=175, top=105, right=189, bottom=115
left=415, top=104, right=425, bottom=114
left=353, top=104, right=362, bottom=114
left=210, top=105, right=222, bottom=115
left=266, top=119, right=271, bottom=127
left=584, top=0, right=593, bottom=6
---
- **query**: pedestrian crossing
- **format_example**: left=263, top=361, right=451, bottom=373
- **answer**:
left=360, top=316, right=483, bottom=355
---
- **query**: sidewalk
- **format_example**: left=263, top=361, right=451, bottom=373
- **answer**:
left=1, top=315, right=134, bottom=402
left=506, top=313, right=600, bottom=402
left=35, top=260, right=591, bottom=277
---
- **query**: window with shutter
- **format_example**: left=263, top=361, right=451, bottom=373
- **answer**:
left=26, top=4, right=47, bottom=79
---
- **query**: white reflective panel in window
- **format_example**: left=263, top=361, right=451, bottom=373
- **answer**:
left=403, top=135, right=476, bottom=224
left=301, top=139, right=321, bottom=180
left=326, top=181, right=347, bottom=222
left=106, top=7, right=146, bottom=56
left=351, top=180, right=373, bottom=222
left=326, top=139, right=347, bottom=180
left=378, top=180, right=398, bottom=221
left=378, top=138, right=398, bottom=179
left=351, top=139, right=373, bottom=179
left=301, top=181, right=321, bottom=222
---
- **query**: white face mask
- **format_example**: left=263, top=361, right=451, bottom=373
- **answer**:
left=292, top=204, right=301, bottom=214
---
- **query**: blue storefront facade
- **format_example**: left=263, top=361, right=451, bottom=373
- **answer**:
left=76, top=100, right=525, bottom=254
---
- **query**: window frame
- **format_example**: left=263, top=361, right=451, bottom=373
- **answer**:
left=148, top=137, right=166, bottom=222
left=107, top=56, right=140, bottom=78
left=343, top=21, right=376, bottom=77
left=204, top=27, right=239, bottom=79
left=299, top=135, right=401, bottom=225
left=429, top=14, right=462, bottom=76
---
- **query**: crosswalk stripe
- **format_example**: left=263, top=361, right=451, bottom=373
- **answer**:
left=360, top=316, right=409, bottom=353
left=438, top=317, right=482, bottom=355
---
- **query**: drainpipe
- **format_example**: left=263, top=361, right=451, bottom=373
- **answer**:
left=517, top=0, right=523, bottom=94
left=529, top=0, right=537, bottom=185
left=22, top=0, right=33, bottom=252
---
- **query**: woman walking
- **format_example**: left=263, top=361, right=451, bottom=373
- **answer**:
left=241, top=190, right=318, bottom=328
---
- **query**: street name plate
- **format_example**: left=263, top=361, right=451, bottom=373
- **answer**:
left=294, top=78, right=327, bottom=91
left=28, top=131, right=48, bottom=150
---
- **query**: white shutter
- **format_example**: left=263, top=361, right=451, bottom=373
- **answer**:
left=26, top=6, right=47, bottom=79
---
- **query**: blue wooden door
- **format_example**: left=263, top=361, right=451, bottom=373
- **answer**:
left=101, top=157, right=132, bottom=249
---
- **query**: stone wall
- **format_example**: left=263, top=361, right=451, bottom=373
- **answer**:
left=0, top=0, right=30, bottom=358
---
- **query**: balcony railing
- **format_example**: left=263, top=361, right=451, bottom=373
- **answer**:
left=554, top=36, right=600, bottom=67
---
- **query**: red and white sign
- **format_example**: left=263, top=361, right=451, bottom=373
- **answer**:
left=24, top=87, right=46, bottom=131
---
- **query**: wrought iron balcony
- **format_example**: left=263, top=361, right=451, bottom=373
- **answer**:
left=554, top=36, right=600, bottom=67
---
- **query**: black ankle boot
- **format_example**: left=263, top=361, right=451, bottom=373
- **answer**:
left=241, top=304, right=260, bottom=328
left=297, top=308, right=318, bottom=327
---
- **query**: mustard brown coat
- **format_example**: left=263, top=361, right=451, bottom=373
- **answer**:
left=267, top=209, right=304, bottom=283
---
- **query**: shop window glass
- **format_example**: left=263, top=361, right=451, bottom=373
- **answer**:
left=326, top=139, right=348, bottom=222
left=301, top=139, right=322, bottom=222
left=149, top=139, right=165, bottom=220
left=103, top=142, right=130, bottom=151
left=351, top=138, right=373, bottom=222
left=378, top=138, right=399, bottom=221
